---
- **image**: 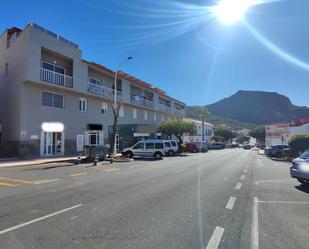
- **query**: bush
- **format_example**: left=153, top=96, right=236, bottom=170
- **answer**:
left=288, top=134, right=309, bottom=155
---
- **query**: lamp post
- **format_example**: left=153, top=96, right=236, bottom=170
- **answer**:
left=113, top=56, right=133, bottom=156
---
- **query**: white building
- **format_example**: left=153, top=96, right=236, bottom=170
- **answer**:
left=265, top=119, right=309, bottom=147
left=183, top=118, right=214, bottom=143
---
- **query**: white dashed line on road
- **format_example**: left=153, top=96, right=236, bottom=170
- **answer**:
left=251, top=197, right=259, bottom=249
left=129, top=165, right=142, bottom=168
left=225, top=196, right=236, bottom=210
left=255, top=179, right=296, bottom=185
left=205, top=226, right=224, bottom=249
left=0, top=204, right=83, bottom=236
left=235, top=182, right=242, bottom=190
left=240, top=174, right=246, bottom=180
left=175, top=168, right=186, bottom=174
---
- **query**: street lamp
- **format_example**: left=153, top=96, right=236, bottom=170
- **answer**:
left=113, top=56, right=133, bottom=155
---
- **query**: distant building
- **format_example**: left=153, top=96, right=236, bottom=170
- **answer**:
left=182, top=118, right=214, bottom=143
left=265, top=119, right=309, bottom=147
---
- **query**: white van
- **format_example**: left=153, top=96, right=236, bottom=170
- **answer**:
left=122, top=140, right=165, bottom=159
left=163, top=140, right=179, bottom=156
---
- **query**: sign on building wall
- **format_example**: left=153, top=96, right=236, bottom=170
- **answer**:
left=20, top=130, right=27, bottom=139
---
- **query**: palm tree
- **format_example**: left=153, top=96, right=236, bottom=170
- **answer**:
left=198, top=106, right=210, bottom=141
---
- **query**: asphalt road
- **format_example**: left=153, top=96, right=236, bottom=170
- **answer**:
left=0, top=149, right=308, bottom=249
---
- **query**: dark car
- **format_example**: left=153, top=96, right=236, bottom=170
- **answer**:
left=267, top=145, right=289, bottom=157
left=191, top=141, right=208, bottom=152
left=290, top=150, right=309, bottom=186
left=243, top=144, right=251, bottom=150
left=209, top=143, right=225, bottom=150
left=185, top=143, right=199, bottom=153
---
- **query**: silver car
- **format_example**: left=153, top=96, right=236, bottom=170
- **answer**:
left=122, top=140, right=165, bottom=159
left=290, top=150, right=309, bottom=186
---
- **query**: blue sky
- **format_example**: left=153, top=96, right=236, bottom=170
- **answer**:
left=1, top=0, right=309, bottom=107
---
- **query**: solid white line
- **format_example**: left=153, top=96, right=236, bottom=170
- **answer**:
left=175, top=168, right=186, bottom=174
left=255, top=179, right=296, bottom=185
left=33, top=179, right=60, bottom=185
left=235, top=182, right=242, bottom=190
left=225, top=196, right=236, bottom=210
left=258, top=200, right=309, bottom=204
left=0, top=204, right=83, bottom=236
left=205, top=226, right=224, bottom=249
left=251, top=197, right=259, bottom=249
left=240, top=174, right=245, bottom=180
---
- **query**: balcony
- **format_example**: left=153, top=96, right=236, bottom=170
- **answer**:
left=175, top=108, right=186, bottom=116
left=88, top=82, right=122, bottom=100
left=40, top=68, right=73, bottom=88
left=130, top=95, right=154, bottom=108
left=159, top=104, right=171, bottom=113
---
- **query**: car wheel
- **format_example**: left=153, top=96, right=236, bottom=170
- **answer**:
left=168, top=150, right=175, bottom=156
left=154, top=152, right=162, bottom=160
left=126, top=151, right=133, bottom=158
left=275, top=152, right=282, bottom=157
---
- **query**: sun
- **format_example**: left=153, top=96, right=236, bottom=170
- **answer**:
left=214, top=0, right=254, bottom=25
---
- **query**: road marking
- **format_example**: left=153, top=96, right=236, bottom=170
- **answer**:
left=251, top=197, right=259, bottom=249
left=205, top=226, right=224, bottom=249
left=129, top=165, right=142, bottom=168
left=175, top=168, right=186, bottom=174
left=70, top=172, right=87, bottom=177
left=243, top=169, right=247, bottom=173
left=240, top=174, right=246, bottom=180
left=0, top=204, right=83, bottom=236
left=33, top=179, right=60, bottom=185
left=104, top=168, right=120, bottom=172
left=0, top=177, right=35, bottom=184
left=235, top=182, right=242, bottom=190
left=0, top=181, right=18, bottom=187
left=226, top=196, right=236, bottom=210
left=255, top=179, right=296, bottom=185
left=70, top=216, right=78, bottom=220
left=258, top=200, right=309, bottom=204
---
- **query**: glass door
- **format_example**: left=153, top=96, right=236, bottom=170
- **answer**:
left=43, top=132, right=53, bottom=156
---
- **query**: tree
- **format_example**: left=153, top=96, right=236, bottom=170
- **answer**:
left=158, top=119, right=196, bottom=144
left=109, top=103, right=121, bottom=155
left=198, top=106, right=210, bottom=141
left=288, top=134, right=309, bottom=154
left=236, top=134, right=250, bottom=144
left=214, top=128, right=235, bottom=142
left=212, top=135, right=225, bottom=142
left=249, top=126, right=266, bottom=142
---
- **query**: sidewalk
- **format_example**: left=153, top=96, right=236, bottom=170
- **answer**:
left=0, top=156, right=84, bottom=168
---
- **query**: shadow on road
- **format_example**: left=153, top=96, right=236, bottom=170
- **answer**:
left=295, top=185, right=309, bottom=194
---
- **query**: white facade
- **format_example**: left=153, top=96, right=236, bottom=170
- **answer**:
left=183, top=118, right=214, bottom=143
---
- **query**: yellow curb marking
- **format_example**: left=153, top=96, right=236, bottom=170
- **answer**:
left=0, top=182, right=18, bottom=187
left=70, top=172, right=87, bottom=177
left=104, top=168, right=120, bottom=172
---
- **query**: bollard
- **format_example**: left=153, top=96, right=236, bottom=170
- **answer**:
left=77, top=156, right=81, bottom=165
left=94, top=154, right=99, bottom=166
left=110, top=158, right=114, bottom=164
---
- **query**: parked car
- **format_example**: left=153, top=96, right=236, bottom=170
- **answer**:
left=243, top=144, right=251, bottom=150
left=209, top=142, right=225, bottom=150
left=184, top=143, right=199, bottom=153
left=191, top=141, right=209, bottom=152
left=267, top=145, right=289, bottom=157
left=163, top=140, right=179, bottom=156
left=290, top=150, right=309, bottom=186
left=122, top=140, right=165, bottom=159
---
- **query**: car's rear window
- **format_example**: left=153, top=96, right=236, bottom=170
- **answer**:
left=300, top=151, right=309, bottom=159
left=155, top=143, right=163, bottom=149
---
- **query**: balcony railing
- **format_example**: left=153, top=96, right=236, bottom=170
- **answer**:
left=159, top=103, right=171, bottom=113
left=130, top=95, right=154, bottom=108
left=175, top=109, right=186, bottom=116
left=40, top=68, right=73, bottom=88
left=88, top=82, right=122, bottom=100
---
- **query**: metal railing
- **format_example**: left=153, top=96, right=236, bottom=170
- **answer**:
left=40, top=68, right=73, bottom=88
left=159, top=103, right=171, bottom=113
left=88, top=82, right=122, bottom=100
left=174, top=109, right=186, bottom=116
left=130, top=95, right=154, bottom=108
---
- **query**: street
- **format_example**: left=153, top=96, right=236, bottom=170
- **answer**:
left=0, top=149, right=308, bottom=249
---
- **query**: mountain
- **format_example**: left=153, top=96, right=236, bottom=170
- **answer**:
left=186, top=90, right=309, bottom=126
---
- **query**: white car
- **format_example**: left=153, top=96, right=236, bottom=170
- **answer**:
left=163, top=140, right=179, bottom=156
left=122, top=140, right=165, bottom=159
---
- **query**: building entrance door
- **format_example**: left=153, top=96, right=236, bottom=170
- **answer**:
left=41, top=131, right=63, bottom=156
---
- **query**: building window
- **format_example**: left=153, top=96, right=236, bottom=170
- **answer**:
left=42, top=91, right=64, bottom=108
left=85, top=131, right=103, bottom=146
left=88, top=77, right=102, bottom=86
left=133, top=108, right=137, bottom=119
left=101, top=102, right=108, bottom=114
left=154, top=112, right=157, bottom=121
left=5, top=63, right=8, bottom=76
left=144, top=111, right=148, bottom=120
left=42, top=61, right=65, bottom=75
left=119, top=106, right=124, bottom=117
left=162, top=115, right=165, bottom=121
left=79, top=98, right=87, bottom=112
